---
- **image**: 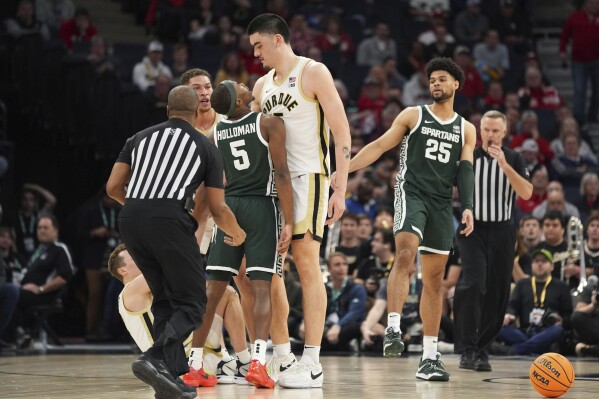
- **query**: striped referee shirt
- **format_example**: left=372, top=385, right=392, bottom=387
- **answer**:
left=117, top=118, right=224, bottom=201
left=473, top=146, right=529, bottom=222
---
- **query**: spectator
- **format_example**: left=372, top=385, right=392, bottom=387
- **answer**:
left=5, top=0, right=50, bottom=41
left=224, top=0, right=255, bottom=33
left=453, top=46, right=485, bottom=108
left=287, top=13, right=315, bottom=56
left=283, top=257, right=303, bottom=341
left=402, top=68, right=430, bottom=106
left=87, top=36, right=120, bottom=77
left=483, top=81, right=505, bottom=112
left=572, top=278, right=599, bottom=357
left=409, top=0, right=450, bottom=22
left=401, top=42, right=426, bottom=79
left=322, top=253, right=366, bottom=352
left=550, top=131, right=599, bottom=201
left=583, top=213, right=599, bottom=276
left=505, top=107, right=520, bottom=137
left=336, top=213, right=362, bottom=275
left=346, top=177, right=377, bottom=221
left=576, top=173, right=599, bottom=222
left=473, top=30, right=510, bottom=82
left=516, top=165, right=548, bottom=215
left=453, top=0, right=489, bottom=47
left=334, top=79, right=358, bottom=114
left=423, top=23, right=456, bottom=61
left=518, top=67, right=563, bottom=111
left=214, top=51, right=249, bottom=85
left=0, top=227, right=26, bottom=285
left=491, top=0, right=530, bottom=51
left=357, top=214, right=373, bottom=242
left=132, top=41, right=173, bottom=93
left=360, top=278, right=388, bottom=352
left=550, top=117, right=598, bottom=164
left=382, top=57, right=407, bottom=90
left=355, top=228, right=395, bottom=284
left=559, top=0, right=599, bottom=125
left=204, top=15, right=238, bottom=50
left=169, top=43, right=190, bottom=86
left=306, top=46, right=322, bottom=63
left=512, top=216, right=542, bottom=281
left=533, top=183, right=581, bottom=221
left=356, top=21, right=397, bottom=67
left=315, top=15, right=355, bottom=63
left=35, top=0, right=75, bottom=29
left=238, top=33, right=264, bottom=78
left=357, top=76, right=386, bottom=124
left=496, top=249, right=572, bottom=355
left=509, top=110, right=554, bottom=164
left=266, top=0, right=289, bottom=20
left=143, top=74, right=171, bottom=126
left=518, top=139, right=540, bottom=175
left=504, top=91, right=521, bottom=112
left=59, top=7, right=97, bottom=50
left=0, top=255, right=19, bottom=350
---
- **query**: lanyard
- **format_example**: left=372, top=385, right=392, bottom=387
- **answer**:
left=18, top=211, right=36, bottom=235
left=99, top=203, right=115, bottom=229
left=28, top=245, right=46, bottom=267
left=531, top=276, right=552, bottom=308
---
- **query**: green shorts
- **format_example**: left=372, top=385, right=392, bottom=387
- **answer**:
left=393, top=182, right=454, bottom=254
left=207, top=196, right=283, bottom=280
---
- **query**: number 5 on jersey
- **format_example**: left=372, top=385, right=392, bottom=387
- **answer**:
left=230, top=139, right=250, bottom=170
left=424, top=138, right=451, bottom=163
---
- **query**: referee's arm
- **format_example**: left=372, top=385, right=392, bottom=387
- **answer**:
left=107, top=162, right=131, bottom=205
left=487, top=145, right=533, bottom=200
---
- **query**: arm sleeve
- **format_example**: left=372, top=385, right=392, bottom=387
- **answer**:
left=457, top=160, right=474, bottom=211
left=203, top=142, right=225, bottom=189
left=116, top=136, right=134, bottom=164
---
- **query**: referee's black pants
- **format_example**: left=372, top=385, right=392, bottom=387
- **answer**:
left=454, top=220, right=515, bottom=354
left=119, top=200, right=207, bottom=377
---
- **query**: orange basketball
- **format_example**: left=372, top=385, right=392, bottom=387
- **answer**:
left=529, top=352, right=575, bottom=398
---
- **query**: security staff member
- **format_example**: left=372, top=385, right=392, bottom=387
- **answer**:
left=107, top=85, right=245, bottom=399
left=454, top=110, right=533, bottom=372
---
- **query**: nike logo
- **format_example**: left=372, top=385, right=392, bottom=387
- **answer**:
left=279, top=363, right=292, bottom=372
left=424, top=120, right=434, bottom=123
left=311, top=371, right=323, bottom=380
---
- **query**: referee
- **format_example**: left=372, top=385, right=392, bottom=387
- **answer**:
left=453, top=110, right=532, bottom=372
left=107, top=85, right=245, bottom=399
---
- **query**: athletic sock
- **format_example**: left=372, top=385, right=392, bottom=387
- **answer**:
left=422, top=336, right=439, bottom=360
left=252, top=339, right=268, bottom=365
left=387, top=312, right=401, bottom=333
left=300, top=345, right=320, bottom=365
left=273, top=342, right=291, bottom=358
left=188, top=347, right=203, bottom=370
left=236, top=348, right=251, bottom=364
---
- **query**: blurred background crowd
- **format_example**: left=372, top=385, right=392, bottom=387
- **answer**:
left=0, top=0, right=598, bottom=358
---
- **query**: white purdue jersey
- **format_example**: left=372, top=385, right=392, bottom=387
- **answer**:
left=118, top=283, right=192, bottom=355
left=118, top=284, right=154, bottom=352
left=259, top=56, right=330, bottom=177
left=197, top=113, right=224, bottom=136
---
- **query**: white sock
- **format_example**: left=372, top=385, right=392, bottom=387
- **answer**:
left=189, top=347, right=203, bottom=369
left=205, top=314, right=223, bottom=349
left=422, top=336, right=438, bottom=360
left=387, top=312, right=401, bottom=333
left=252, top=339, right=268, bottom=365
left=300, top=345, right=320, bottom=365
left=236, top=348, right=251, bottom=364
left=221, top=346, right=233, bottom=361
left=273, top=342, right=291, bottom=358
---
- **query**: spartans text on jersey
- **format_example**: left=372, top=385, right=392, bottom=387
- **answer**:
left=420, top=126, right=461, bottom=143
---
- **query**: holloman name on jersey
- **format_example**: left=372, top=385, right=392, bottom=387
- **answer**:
left=421, top=126, right=461, bottom=143
left=216, top=123, right=257, bottom=140
left=262, top=93, right=299, bottom=113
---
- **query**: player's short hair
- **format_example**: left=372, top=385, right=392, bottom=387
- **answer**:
left=180, top=68, right=212, bottom=86
left=425, top=57, right=465, bottom=91
left=211, top=82, right=233, bottom=115
left=108, top=243, right=127, bottom=283
left=247, top=13, right=290, bottom=43
left=482, top=110, right=507, bottom=125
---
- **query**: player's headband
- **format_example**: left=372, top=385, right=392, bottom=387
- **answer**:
left=222, top=80, right=237, bottom=116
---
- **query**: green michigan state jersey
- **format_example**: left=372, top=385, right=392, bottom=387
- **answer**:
left=398, top=105, right=464, bottom=200
left=214, top=112, right=276, bottom=197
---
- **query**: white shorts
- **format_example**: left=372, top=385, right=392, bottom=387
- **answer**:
left=291, top=173, right=329, bottom=243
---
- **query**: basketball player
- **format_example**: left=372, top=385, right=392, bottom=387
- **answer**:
left=187, top=80, right=293, bottom=389
left=335, top=57, right=476, bottom=381
left=248, top=13, right=351, bottom=388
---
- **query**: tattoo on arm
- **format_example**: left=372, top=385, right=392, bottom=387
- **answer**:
left=343, top=146, right=350, bottom=160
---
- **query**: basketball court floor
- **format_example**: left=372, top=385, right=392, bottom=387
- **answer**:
left=1, top=353, right=596, bottom=398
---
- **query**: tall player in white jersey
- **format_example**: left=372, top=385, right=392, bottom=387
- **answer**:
left=248, top=13, right=351, bottom=388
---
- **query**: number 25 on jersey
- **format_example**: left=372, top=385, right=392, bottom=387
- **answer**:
left=424, top=138, right=451, bottom=163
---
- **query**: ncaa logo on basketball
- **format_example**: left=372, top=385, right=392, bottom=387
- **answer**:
left=531, top=370, right=550, bottom=386
left=538, top=357, right=561, bottom=378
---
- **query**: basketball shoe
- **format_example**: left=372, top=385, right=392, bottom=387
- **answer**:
left=415, top=353, right=450, bottom=381
left=474, top=352, right=492, bottom=372
left=132, top=354, right=185, bottom=399
left=215, top=357, right=237, bottom=384
left=245, top=360, right=275, bottom=389
left=266, top=352, right=297, bottom=382
left=383, top=327, right=404, bottom=357
left=181, top=365, right=217, bottom=387
left=277, top=362, right=323, bottom=388
left=235, top=359, right=251, bottom=385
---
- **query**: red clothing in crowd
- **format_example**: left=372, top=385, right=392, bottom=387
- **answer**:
left=516, top=191, right=547, bottom=214
left=356, top=94, right=386, bottom=119
left=315, top=32, right=355, bottom=61
left=510, top=132, right=554, bottom=164
left=239, top=51, right=265, bottom=76
left=559, top=8, right=599, bottom=62
left=59, top=19, right=97, bottom=49
left=517, top=85, right=563, bottom=110
left=461, top=65, right=485, bottom=100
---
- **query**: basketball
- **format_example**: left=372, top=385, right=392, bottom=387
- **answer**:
left=529, top=353, right=575, bottom=398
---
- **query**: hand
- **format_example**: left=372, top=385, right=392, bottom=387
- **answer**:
left=277, top=224, right=293, bottom=254
left=326, top=190, right=346, bottom=226
left=330, top=172, right=339, bottom=191
left=503, top=313, right=516, bottom=326
left=326, top=324, right=341, bottom=344
left=460, top=209, right=474, bottom=236
left=488, top=144, right=507, bottom=168
left=360, top=325, right=374, bottom=345
left=22, top=283, right=40, bottom=294
left=224, top=229, right=246, bottom=247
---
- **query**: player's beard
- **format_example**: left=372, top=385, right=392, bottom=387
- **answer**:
left=431, top=88, right=454, bottom=103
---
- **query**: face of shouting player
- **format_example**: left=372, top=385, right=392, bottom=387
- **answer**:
left=429, top=70, right=459, bottom=103
left=188, top=74, right=213, bottom=113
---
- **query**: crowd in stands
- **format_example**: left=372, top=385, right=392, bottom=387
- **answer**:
left=1, top=0, right=599, bottom=358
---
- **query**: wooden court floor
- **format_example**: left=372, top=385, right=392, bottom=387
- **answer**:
left=0, top=354, right=597, bottom=398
